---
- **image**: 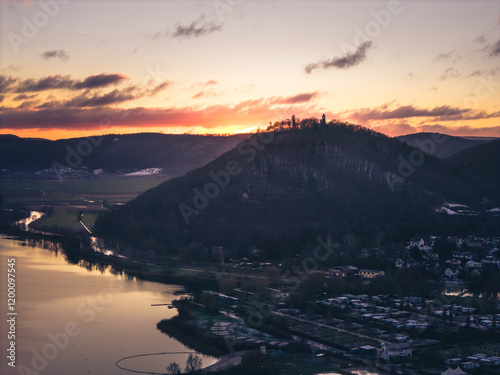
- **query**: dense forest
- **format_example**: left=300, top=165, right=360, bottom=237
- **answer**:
left=0, top=132, right=247, bottom=175
left=94, top=118, right=500, bottom=259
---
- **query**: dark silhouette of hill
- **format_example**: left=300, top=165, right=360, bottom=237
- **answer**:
left=397, top=132, right=494, bottom=158
left=0, top=133, right=248, bottom=176
left=95, top=119, right=500, bottom=259
left=447, top=138, right=500, bottom=187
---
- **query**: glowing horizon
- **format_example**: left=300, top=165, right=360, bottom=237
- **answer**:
left=1, top=0, right=499, bottom=140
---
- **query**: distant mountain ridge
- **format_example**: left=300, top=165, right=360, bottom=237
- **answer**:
left=95, top=120, right=500, bottom=258
left=447, top=138, right=500, bottom=187
left=397, top=132, right=495, bottom=158
left=0, top=133, right=248, bottom=176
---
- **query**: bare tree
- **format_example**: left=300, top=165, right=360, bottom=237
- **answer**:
left=166, top=362, right=181, bottom=374
left=185, top=353, right=202, bottom=373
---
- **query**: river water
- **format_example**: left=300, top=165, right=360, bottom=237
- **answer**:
left=0, top=235, right=216, bottom=375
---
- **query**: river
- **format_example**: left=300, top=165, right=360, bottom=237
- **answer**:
left=0, top=235, right=216, bottom=375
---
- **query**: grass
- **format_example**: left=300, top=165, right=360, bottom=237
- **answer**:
left=34, top=210, right=99, bottom=231
left=1, top=175, right=170, bottom=198
left=1, top=175, right=170, bottom=231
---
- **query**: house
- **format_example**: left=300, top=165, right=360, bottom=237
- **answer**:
left=465, top=261, right=482, bottom=270
left=395, top=258, right=405, bottom=269
left=444, top=267, right=461, bottom=279
left=482, top=256, right=500, bottom=267
left=470, top=269, right=482, bottom=278
left=379, top=342, right=412, bottom=361
left=359, top=269, right=385, bottom=279
left=328, top=265, right=358, bottom=278
left=452, top=251, right=476, bottom=261
left=410, top=236, right=425, bottom=248
left=358, top=345, right=377, bottom=356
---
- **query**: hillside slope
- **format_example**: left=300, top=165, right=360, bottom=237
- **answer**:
left=397, top=132, right=493, bottom=158
left=95, top=120, right=500, bottom=258
left=447, top=139, right=500, bottom=187
left=0, top=133, right=248, bottom=176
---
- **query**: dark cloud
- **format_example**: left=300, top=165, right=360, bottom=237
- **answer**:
left=348, top=104, right=471, bottom=122
left=64, top=88, right=137, bottom=108
left=272, top=92, right=318, bottom=105
left=144, top=81, right=169, bottom=96
left=73, top=73, right=127, bottom=89
left=0, top=96, right=331, bottom=131
left=305, top=41, right=372, bottom=74
left=15, top=75, right=74, bottom=92
left=440, top=68, right=460, bottom=80
left=172, top=16, right=222, bottom=38
left=40, top=50, right=69, bottom=62
left=490, top=39, right=500, bottom=57
left=0, top=76, right=17, bottom=93
left=0, top=95, right=3, bottom=103
left=13, top=93, right=37, bottom=101
left=1, top=73, right=127, bottom=93
left=16, top=101, right=36, bottom=110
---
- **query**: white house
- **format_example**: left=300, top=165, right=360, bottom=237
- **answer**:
left=379, top=342, right=412, bottom=361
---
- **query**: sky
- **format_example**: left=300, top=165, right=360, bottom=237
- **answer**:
left=0, top=0, right=499, bottom=140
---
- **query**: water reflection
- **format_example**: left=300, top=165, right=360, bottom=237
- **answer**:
left=0, top=236, right=216, bottom=375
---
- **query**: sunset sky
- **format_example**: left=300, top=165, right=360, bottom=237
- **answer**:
left=1, top=0, right=499, bottom=140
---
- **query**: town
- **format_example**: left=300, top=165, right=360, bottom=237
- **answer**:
left=159, top=234, right=500, bottom=375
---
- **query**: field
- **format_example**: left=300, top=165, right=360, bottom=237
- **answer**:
left=1, top=175, right=170, bottom=230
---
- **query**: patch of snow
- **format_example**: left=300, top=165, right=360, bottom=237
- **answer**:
left=436, top=207, right=458, bottom=215
left=124, top=168, right=162, bottom=176
left=487, top=208, right=500, bottom=213
left=445, top=202, right=468, bottom=208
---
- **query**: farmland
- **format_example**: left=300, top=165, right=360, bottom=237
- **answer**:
left=0, top=175, right=170, bottom=230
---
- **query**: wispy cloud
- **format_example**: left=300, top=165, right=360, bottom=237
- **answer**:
left=490, top=39, right=500, bottom=57
left=172, top=16, right=222, bottom=38
left=440, top=68, right=460, bottom=80
left=402, top=73, right=417, bottom=81
left=305, top=41, right=372, bottom=74
left=433, top=51, right=460, bottom=63
left=40, top=49, right=69, bottom=62
left=271, top=92, right=319, bottom=105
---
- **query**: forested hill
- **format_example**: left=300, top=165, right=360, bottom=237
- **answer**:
left=0, top=133, right=248, bottom=176
left=397, top=132, right=494, bottom=158
left=94, top=119, right=500, bottom=259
